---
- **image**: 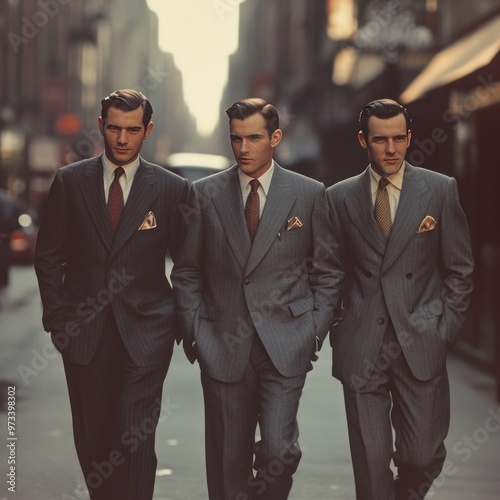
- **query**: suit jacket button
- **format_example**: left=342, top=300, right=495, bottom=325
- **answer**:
left=243, top=278, right=251, bottom=285
left=377, top=317, right=385, bottom=325
left=364, top=271, right=372, bottom=277
left=409, top=307, right=415, bottom=314
left=406, top=273, right=413, bottom=279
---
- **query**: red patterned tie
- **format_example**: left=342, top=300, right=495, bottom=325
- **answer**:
left=374, top=177, right=392, bottom=238
left=107, top=167, right=124, bottom=232
left=245, top=179, right=260, bottom=241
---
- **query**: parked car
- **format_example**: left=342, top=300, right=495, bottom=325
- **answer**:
left=164, top=152, right=231, bottom=182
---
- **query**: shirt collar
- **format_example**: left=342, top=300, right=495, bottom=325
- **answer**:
left=369, top=161, right=405, bottom=191
left=101, top=153, right=141, bottom=183
left=238, top=160, right=275, bottom=196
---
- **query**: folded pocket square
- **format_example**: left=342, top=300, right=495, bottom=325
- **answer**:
left=138, top=211, right=157, bottom=230
left=417, top=215, right=436, bottom=233
left=287, top=216, right=303, bottom=231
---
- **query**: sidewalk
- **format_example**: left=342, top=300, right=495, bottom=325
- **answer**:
left=0, top=264, right=39, bottom=312
left=431, top=353, right=499, bottom=499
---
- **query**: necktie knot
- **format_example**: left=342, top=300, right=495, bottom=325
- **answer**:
left=378, top=177, right=390, bottom=190
left=113, top=167, right=125, bottom=181
left=250, top=179, right=260, bottom=193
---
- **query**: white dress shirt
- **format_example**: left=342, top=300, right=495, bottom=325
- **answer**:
left=238, top=161, right=275, bottom=218
left=369, top=163, right=405, bottom=223
left=102, top=153, right=140, bottom=205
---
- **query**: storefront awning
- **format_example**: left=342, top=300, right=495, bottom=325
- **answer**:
left=400, top=15, right=500, bottom=104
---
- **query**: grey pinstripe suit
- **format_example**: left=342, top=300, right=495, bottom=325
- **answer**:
left=35, top=155, right=189, bottom=499
left=172, top=163, right=343, bottom=499
left=326, top=162, right=474, bottom=500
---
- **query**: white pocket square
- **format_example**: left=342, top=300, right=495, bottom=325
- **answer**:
left=417, top=215, right=436, bottom=233
left=138, top=211, right=157, bottom=230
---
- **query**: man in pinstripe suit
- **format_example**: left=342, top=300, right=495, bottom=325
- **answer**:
left=35, top=90, right=189, bottom=500
left=172, top=98, right=343, bottom=499
left=326, top=99, right=474, bottom=499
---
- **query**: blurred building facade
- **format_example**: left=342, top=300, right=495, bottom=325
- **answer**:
left=1, top=0, right=498, bottom=382
left=222, top=0, right=500, bottom=379
left=0, top=0, right=195, bottom=220
left=399, top=0, right=500, bottom=389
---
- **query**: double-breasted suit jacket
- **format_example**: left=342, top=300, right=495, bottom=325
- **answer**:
left=172, top=163, right=343, bottom=382
left=35, top=155, right=189, bottom=366
left=327, top=162, right=474, bottom=388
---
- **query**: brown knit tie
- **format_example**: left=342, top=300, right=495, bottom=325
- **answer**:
left=374, top=177, right=392, bottom=239
left=245, top=179, right=260, bottom=241
left=107, top=167, right=124, bottom=232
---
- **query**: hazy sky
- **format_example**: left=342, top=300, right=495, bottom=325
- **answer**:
left=147, top=0, right=243, bottom=136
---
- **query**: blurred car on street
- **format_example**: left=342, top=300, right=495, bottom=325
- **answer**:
left=164, top=152, right=231, bottom=182
left=10, top=212, right=38, bottom=264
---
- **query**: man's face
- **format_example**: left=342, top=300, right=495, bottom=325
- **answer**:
left=229, top=113, right=282, bottom=179
left=98, top=106, right=153, bottom=166
left=358, top=113, right=411, bottom=177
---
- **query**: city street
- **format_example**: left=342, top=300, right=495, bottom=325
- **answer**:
left=0, top=265, right=499, bottom=500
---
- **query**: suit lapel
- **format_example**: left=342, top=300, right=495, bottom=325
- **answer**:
left=245, top=165, right=296, bottom=275
left=79, top=157, right=113, bottom=252
left=345, top=168, right=387, bottom=256
left=109, top=159, right=159, bottom=259
left=212, top=166, right=251, bottom=271
left=383, top=163, right=431, bottom=272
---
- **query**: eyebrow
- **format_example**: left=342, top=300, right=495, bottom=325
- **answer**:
left=372, top=133, right=407, bottom=140
left=230, top=133, right=265, bottom=139
left=106, top=123, right=143, bottom=130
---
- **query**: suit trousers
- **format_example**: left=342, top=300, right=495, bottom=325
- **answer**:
left=62, top=310, right=172, bottom=500
left=201, top=334, right=306, bottom=500
left=342, top=325, right=449, bottom=500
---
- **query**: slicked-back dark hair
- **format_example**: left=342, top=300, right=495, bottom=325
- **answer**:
left=359, top=98, right=411, bottom=137
left=225, top=97, right=280, bottom=138
left=101, top=89, right=153, bottom=130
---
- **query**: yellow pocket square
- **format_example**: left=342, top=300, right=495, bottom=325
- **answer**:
left=138, top=211, right=157, bottom=230
left=286, top=216, right=303, bottom=231
left=417, top=215, right=436, bottom=233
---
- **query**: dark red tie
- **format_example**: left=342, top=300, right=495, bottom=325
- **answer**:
left=245, top=179, right=260, bottom=241
left=107, top=167, right=124, bottom=232
left=374, top=177, right=392, bottom=238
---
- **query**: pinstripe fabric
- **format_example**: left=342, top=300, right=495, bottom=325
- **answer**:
left=35, top=155, right=189, bottom=366
left=63, top=312, right=170, bottom=500
left=327, top=163, right=474, bottom=385
left=202, top=335, right=305, bottom=500
left=35, top=154, right=189, bottom=499
left=172, top=163, right=344, bottom=499
left=326, top=163, right=474, bottom=500
left=172, top=164, right=344, bottom=382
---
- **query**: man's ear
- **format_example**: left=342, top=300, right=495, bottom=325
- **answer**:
left=98, top=116, right=104, bottom=136
left=358, top=130, right=367, bottom=149
left=270, top=129, right=282, bottom=148
left=144, top=121, right=154, bottom=140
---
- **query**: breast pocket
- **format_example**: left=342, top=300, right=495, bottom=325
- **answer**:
left=413, top=229, right=437, bottom=240
left=280, top=227, right=305, bottom=240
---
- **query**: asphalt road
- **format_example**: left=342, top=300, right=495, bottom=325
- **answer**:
left=0, top=266, right=498, bottom=500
